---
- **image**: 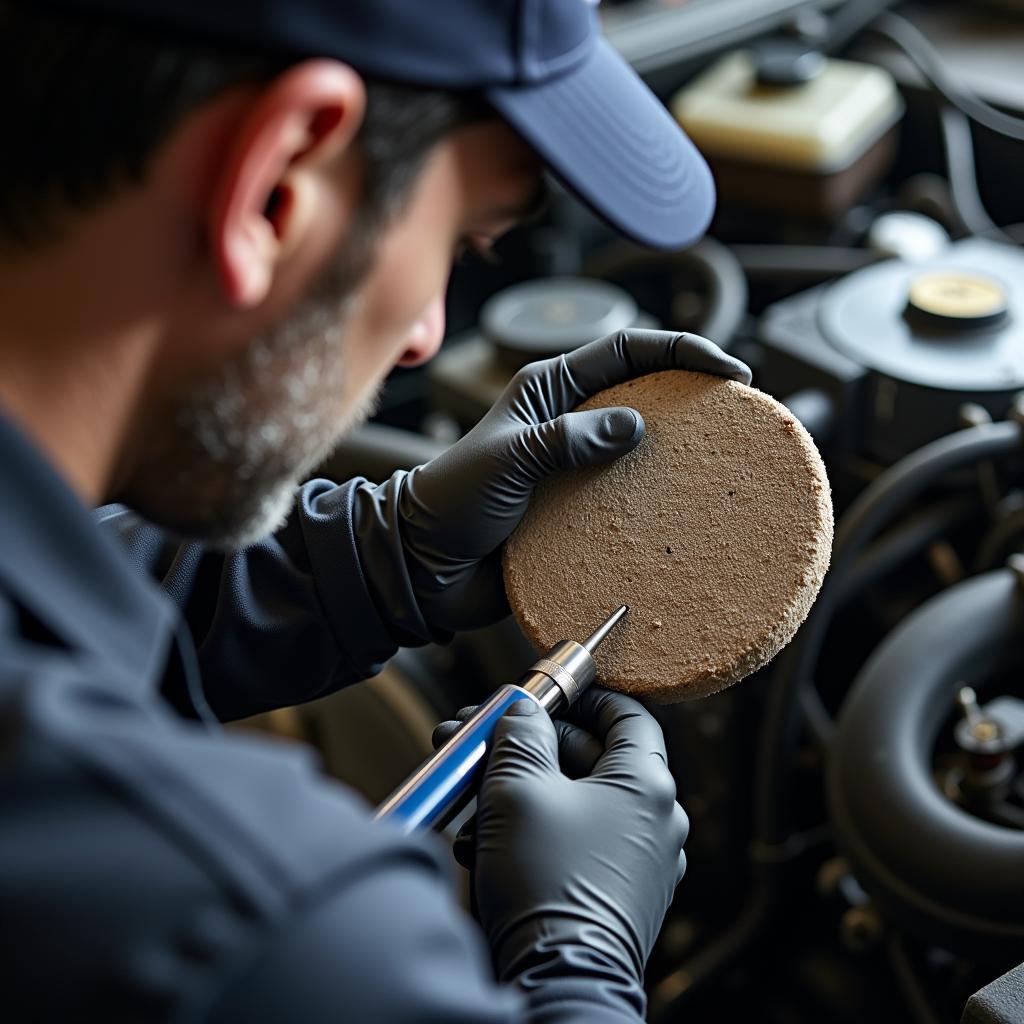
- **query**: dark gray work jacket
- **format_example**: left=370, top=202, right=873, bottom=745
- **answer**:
left=0, top=412, right=636, bottom=1023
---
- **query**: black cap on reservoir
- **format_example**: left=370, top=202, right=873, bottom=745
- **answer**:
left=31, top=0, right=715, bottom=250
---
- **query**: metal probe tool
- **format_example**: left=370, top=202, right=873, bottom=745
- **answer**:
left=376, top=604, right=629, bottom=834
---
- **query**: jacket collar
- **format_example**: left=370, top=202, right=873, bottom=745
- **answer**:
left=0, top=411, right=176, bottom=686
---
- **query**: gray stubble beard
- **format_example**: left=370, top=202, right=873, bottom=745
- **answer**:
left=131, top=227, right=383, bottom=550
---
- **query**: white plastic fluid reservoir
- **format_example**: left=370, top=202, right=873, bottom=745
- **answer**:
left=672, top=51, right=903, bottom=174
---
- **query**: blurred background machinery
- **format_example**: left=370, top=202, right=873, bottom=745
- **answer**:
left=249, top=2, right=1024, bottom=1020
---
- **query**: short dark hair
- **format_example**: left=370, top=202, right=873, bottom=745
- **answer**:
left=0, top=3, right=490, bottom=249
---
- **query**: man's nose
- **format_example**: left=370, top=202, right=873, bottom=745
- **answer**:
left=397, top=296, right=446, bottom=368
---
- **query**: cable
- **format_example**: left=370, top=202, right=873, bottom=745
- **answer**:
left=819, top=0, right=895, bottom=54
left=870, top=12, right=1024, bottom=143
left=687, top=237, right=749, bottom=348
left=866, top=11, right=1023, bottom=244
left=648, top=885, right=773, bottom=1021
left=938, top=106, right=1016, bottom=245
left=976, top=506, right=1024, bottom=571
left=886, top=935, right=944, bottom=1024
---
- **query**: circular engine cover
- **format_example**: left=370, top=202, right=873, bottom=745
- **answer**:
left=820, top=239, right=1024, bottom=392
left=481, top=277, right=639, bottom=362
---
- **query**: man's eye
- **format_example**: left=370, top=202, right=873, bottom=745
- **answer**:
left=455, top=234, right=501, bottom=265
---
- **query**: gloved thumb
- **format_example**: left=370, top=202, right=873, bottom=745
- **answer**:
left=487, top=699, right=561, bottom=777
left=519, top=406, right=644, bottom=477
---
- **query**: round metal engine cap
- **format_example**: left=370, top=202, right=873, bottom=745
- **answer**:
left=906, top=270, right=1008, bottom=328
left=481, top=277, right=638, bottom=359
left=820, top=243, right=1024, bottom=392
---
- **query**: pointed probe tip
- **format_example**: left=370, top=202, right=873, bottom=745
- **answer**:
left=582, top=604, right=630, bottom=653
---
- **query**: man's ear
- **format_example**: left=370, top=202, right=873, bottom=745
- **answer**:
left=209, top=59, right=366, bottom=309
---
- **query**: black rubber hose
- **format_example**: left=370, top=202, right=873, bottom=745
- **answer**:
left=687, top=237, right=749, bottom=349
left=829, top=569, right=1024, bottom=955
left=886, top=935, right=944, bottom=1024
left=801, top=494, right=978, bottom=748
left=870, top=12, right=1024, bottom=144
left=938, top=106, right=1016, bottom=246
left=756, top=420, right=1024, bottom=848
left=584, top=236, right=749, bottom=350
left=835, top=495, right=977, bottom=607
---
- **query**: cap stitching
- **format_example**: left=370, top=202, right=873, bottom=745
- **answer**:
left=519, top=0, right=598, bottom=83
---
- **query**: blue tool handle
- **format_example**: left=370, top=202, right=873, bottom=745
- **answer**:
left=374, top=684, right=536, bottom=834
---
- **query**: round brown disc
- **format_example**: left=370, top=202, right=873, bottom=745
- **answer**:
left=502, top=370, right=833, bottom=702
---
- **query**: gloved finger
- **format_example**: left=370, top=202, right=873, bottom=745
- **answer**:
left=558, top=329, right=752, bottom=401
left=485, top=699, right=560, bottom=777
left=431, top=703, right=480, bottom=749
left=432, top=719, right=461, bottom=748
left=569, top=686, right=670, bottom=774
left=673, top=800, right=691, bottom=848
left=512, top=407, right=643, bottom=480
left=554, top=719, right=604, bottom=779
left=433, top=694, right=505, bottom=749
left=452, top=815, right=476, bottom=871
left=672, top=804, right=690, bottom=886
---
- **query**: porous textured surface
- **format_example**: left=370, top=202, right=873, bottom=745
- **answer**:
left=503, top=370, right=833, bottom=702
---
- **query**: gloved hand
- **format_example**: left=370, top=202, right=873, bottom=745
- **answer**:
left=433, top=698, right=607, bottom=870
left=468, top=687, right=688, bottom=1015
left=352, top=329, right=750, bottom=641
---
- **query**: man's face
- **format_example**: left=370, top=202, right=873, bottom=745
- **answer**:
left=129, top=119, right=542, bottom=548
left=339, top=119, right=544, bottom=428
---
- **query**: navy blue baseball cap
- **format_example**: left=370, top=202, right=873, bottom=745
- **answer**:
left=40, top=0, right=715, bottom=249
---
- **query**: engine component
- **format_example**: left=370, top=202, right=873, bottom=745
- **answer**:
left=754, top=237, right=1024, bottom=463
left=672, top=50, right=902, bottom=217
left=827, top=567, right=1024, bottom=962
left=428, top=278, right=655, bottom=429
left=479, top=277, right=646, bottom=369
left=867, top=210, right=951, bottom=263
left=943, top=683, right=1024, bottom=829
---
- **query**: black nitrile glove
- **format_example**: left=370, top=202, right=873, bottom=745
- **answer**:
left=433, top=700, right=607, bottom=870
left=432, top=704, right=604, bottom=779
left=468, top=687, right=689, bottom=1019
left=351, top=330, right=750, bottom=642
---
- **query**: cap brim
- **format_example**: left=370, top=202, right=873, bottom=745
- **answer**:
left=487, top=38, right=715, bottom=251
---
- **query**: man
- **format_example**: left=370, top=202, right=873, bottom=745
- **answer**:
left=0, top=1, right=751, bottom=1021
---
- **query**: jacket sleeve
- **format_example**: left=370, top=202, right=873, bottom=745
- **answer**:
left=205, top=866, right=645, bottom=1024
left=96, top=479, right=402, bottom=721
left=0, top=633, right=516, bottom=1024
